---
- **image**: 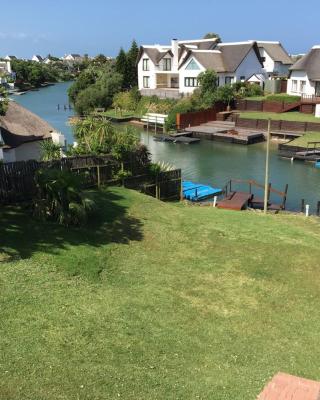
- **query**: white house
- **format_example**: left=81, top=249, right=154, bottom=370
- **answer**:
left=0, top=101, right=64, bottom=163
left=32, top=55, right=44, bottom=63
left=0, top=61, right=12, bottom=75
left=4, top=55, right=17, bottom=61
left=287, top=45, right=320, bottom=97
left=62, top=54, right=83, bottom=63
left=137, top=38, right=291, bottom=98
left=256, top=41, right=292, bottom=77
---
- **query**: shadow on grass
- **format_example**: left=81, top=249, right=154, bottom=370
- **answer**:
left=0, top=189, right=143, bottom=264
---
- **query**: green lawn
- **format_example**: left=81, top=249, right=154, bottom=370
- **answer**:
left=1, top=187, right=320, bottom=399
left=285, top=131, right=320, bottom=147
left=244, top=94, right=301, bottom=103
left=239, top=111, right=320, bottom=123
left=103, top=109, right=142, bottom=119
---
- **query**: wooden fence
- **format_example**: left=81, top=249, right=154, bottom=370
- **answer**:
left=176, top=103, right=225, bottom=130
left=235, top=99, right=297, bottom=113
left=234, top=115, right=320, bottom=133
left=0, top=155, right=182, bottom=204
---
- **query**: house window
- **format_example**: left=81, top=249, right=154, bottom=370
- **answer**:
left=240, top=76, right=245, bottom=82
left=143, top=76, right=150, bottom=88
left=225, top=76, right=234, bottom=85
left=163, top=58, right=171, bottom=71
left=186, top=59, right=200, bottom=70
left=184, top=77, right=199, bottom=87
left=142, top=59, right=149, bottom=71
left=300, top=80, right=306, bottom=94
left=291, top=80, right=298, bottom=92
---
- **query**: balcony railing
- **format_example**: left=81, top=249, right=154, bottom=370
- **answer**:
left=301, top=94, right=320, bottom=103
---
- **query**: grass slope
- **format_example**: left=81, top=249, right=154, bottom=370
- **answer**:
left=239, top=111, right=320, bottom=123
left=284, top=131, right=320, bottom=147
left=1, top=187, right=320, bottom=400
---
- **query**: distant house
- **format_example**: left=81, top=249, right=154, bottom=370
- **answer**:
left=4, top=55, right=17, bottom=61
left=256, top=41, right=293, bottom=77
left=0, top=61, right=12, bottom=75
left=137, top=38, right=265, bottom=98
left=0, top=102, right=61, bottom=163
left=63, top=54, right=83, bottom=63
left=287, top=45, right=320, bottom=97
left=32, top=55, right=43, bottom=63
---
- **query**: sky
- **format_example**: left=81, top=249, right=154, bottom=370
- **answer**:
left=1, top=0, right=319, bottom=58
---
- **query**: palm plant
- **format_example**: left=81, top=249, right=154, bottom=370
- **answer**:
left=40, top=139, right=62, bottom=161
left=34, top=169, right=96, bottom=226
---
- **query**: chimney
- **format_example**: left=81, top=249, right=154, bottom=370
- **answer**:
left=172, top=39, right=179, bottom=71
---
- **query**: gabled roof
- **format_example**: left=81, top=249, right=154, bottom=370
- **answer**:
left=180, top=50, right=225, bottom=72
left=0, top=102, right=54, bottom=149
left=180, top=41, right=263, bottom=73
left=257, top=41, right=293, bottom=65
left=216, top=41, right=263, bottom=72
left=290, top=46, right=320, bottom=81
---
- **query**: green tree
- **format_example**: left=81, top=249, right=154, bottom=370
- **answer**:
left=197, top=69, right=219, bottom=107
left=127, top=40, right=139, bottom=88
left=203, top=32, right=221, bottom=42
left=115, top=48, right=128, bottom=88
left=0, top=87, right=8, bottom=116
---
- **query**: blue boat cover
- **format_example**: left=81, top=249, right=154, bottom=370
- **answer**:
left=182, top=181, right=222, bottom=201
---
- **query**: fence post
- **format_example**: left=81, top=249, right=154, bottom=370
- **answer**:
left=97, top=165, right=101, bottom=188
left=180, top=178, right=183, bottom=201
left=301, top=199, right=305, bottom=213
left=317, top=201, right=320, bottom=217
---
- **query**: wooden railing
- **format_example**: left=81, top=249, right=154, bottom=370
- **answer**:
left=301, top=94, right=320, bottom=103
left=223, top=178, right=288, bottom=209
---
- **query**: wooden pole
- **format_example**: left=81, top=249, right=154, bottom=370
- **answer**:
left=180, top=178, right=183, bottom=201
left=264, top=119, right=271, bottom=214
left=97, top=165, right=101, bottom=188
left=301, top=199, right=305, bottom=213
left=317, top=201, right=320, bottom=217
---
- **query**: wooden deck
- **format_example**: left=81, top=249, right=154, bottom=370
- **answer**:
left=185, top=121, right=265, bottom=145
left=217, top=191, right=253, bottom=211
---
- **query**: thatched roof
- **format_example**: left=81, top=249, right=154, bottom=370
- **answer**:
left=0, top=101, right=54, bottom=148
left=290, top=46, right=320, bottom=81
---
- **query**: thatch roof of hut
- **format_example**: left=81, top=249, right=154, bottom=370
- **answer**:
left=0, top=101, right=54, bottom=148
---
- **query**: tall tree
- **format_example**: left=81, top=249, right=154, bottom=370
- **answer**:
left=127, top=40, right=139, bottom=88
left=115, top=48, right=128, bottom=88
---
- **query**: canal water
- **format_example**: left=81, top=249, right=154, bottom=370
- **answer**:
left=13, top=82, right=320, bottom=212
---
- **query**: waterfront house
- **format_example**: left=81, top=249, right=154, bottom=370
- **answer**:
left=256, top=41, right=292, bottom=77
left=0, top=102, right=63, bottom=163
left=62, top=54, right=83, bottom=63
left=137, top=38, right=291, bottom=98
left=287, top=45, right=320, bottom=97
left=32, top=55, right=43, bottom=63
left=4, top=55, right=17, bottom=62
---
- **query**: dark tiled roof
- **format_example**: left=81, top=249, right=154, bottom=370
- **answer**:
left=290, top=47, right=320, bottom=81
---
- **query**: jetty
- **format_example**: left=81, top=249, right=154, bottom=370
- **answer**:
left=182, top=181, right=222, bottom=201
left=279, top=141, right=320, bottom=163
left=218, top=179, right=288, bottom=211
left=184, top=121, right=265, bottom=145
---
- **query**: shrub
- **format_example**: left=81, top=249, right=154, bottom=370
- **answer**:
left=34, top=169, right=96, bottom=226
left=40, top=140, right=61, bottom=161
left=165, top=98, right=195, bottom=131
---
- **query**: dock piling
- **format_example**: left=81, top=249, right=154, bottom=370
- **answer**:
left=301, top=199, right=305, bottom=213
left=317, top=201, right=320, bottom=216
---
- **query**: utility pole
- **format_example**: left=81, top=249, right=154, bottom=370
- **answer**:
left=264, top=119, right=271, bottom=214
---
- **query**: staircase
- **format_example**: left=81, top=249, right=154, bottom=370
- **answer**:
left=279, top=101, right=301, bottom=113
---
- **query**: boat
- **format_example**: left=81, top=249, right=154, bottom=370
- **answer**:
left=182, top=181, right=222, bottom=202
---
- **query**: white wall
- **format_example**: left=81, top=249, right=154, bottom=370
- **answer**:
left=138, top=52, right=157, bottom=90
left=259, top=47, right=275, bottom=73
left=235, top=48, right=264, bottom=82
left=179, top=58, right=205, bottom=94
left=287, top=70, right=315, bottom=96
left=3, top=141, right=43, bottom=163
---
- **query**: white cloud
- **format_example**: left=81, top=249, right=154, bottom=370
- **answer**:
left=0, top=32, right=47, bottom=41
